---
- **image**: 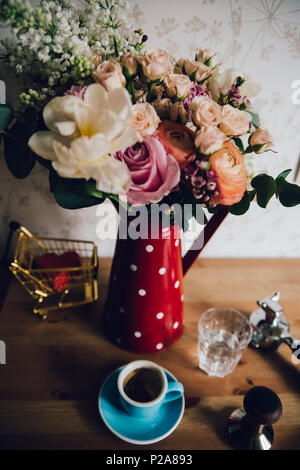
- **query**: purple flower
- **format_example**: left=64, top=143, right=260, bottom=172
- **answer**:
left=65, top=86, right=87, bottom=100
left=183, top=82, right=212, bottom=111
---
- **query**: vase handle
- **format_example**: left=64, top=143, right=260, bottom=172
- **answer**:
left=182, top=206, right=229, bottom=276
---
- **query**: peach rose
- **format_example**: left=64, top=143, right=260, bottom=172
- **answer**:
left=210, top=140, right=248, bottom=206
left=139, top=48, right=172, bottom=81
left=190, top=96, right=221, bottom=128
left=122, top=52, right=138, bottom=76
left=249, top=127, right=274, bottom=154
left=219, top=104, right=251, bottom=136
left=131, top=103, right=160, bottom=136
left=194, top=126, right=227, bottom=155
left=184, top=58, right=212, bottom=82
left=93, top=59, right=125, bottom=91
left=164, top=74, right=192, bottom=99
left=157, top=120, right=196, bottom=169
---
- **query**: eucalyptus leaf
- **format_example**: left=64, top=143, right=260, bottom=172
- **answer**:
left=275, top=169, right=300, bottom=207
left=3, top=107, right=38, bottom=178
left=229, top=191, right=250, bottom=215
left=52, top=174, right=106, bottom=209
left=251, top=173, right=275, bottom=208
left=232, top=137, right=244, bottom=153
left=0, top=104, right=13, bottom=131
left=246, top=110, right=260, bottom=129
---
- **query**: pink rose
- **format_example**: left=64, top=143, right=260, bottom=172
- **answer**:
left=219, top=104, right=251, bottom=136
left=131, top=103, right=160, bottom=136
left=190, top=96, right=221, bottom=127
left=194, top=126, right=228, bottom=155
left=122, top=52, right=138, bottom=76
left=93, top=59, right=125, bottom=91
left=138, top=48, right=172, bottom=81
left=115, top=136, right=180, bottom=206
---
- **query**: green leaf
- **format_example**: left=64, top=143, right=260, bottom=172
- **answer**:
left=232, top=137, right=244, bottom=153
left=251, top=173, right=276, bottom=208
left=229, top=191, right=250, bottom=215
left=3, top=107, right=38, bottom=178
left=246, top=110, right=260, bottom=129
left=0, top=104, right=13, bottom=131
left=275, top=169, right=300, bottom=207
left=52, top=174, right=106, bottom=209
left=275, top=169, right=292, bottom=196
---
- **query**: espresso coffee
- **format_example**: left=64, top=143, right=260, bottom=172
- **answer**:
left=123, top=367, right=163, bottom=403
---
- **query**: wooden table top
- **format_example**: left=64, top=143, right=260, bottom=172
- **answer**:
left=0, top=258, right=299, bottom=450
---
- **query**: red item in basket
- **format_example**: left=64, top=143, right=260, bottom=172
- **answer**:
left=37, top=251, right=81, bottom=292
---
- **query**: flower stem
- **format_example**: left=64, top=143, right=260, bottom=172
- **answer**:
left=147, top=82, right=154, bottom=102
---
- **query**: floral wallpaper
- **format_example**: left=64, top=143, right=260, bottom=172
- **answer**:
left=1, top=0, right=300, bottom=258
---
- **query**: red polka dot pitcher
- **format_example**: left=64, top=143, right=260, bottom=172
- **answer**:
left=104, top=207, right=228, bottom=353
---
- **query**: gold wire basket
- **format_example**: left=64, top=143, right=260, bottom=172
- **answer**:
left=9, top=226, right=98, bottom=319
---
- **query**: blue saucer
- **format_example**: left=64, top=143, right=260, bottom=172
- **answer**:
left=98, top=366, right=185, bottom=445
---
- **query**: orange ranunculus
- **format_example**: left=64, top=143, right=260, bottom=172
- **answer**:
left=210, top=140, right=247, bottom=206
left=156, top=120, right=196, bottom=169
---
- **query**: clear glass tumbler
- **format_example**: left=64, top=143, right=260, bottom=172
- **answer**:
left=198, top=307, right=252, bottom=378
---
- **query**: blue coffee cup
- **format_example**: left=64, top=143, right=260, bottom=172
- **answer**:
left=117, top=360, right=184, bottom=420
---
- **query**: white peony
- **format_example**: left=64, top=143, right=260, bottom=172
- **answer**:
left=29, top=83, right=141, bottom=194
left=209, top=68, right=261, bottom=101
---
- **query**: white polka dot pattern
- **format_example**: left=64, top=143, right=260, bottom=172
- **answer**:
left=156, top=312, right=164, bottom=319
left=146, top=245, right=154, bottom=252
left=156, top=343, right=163, bottom=350
left=175, top=281, right=180, bottom=288
left=130, top=264, right=137, bottom=271
left=134, top=331, right=142, bottom=338
left=159, top=267, right=166, bottom=275
left=138, top=289, right=146, bottom=296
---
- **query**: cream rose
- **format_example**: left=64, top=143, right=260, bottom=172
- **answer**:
left=190, top=96, right=221, bottom=128
left=139, top=48, right=171, bottom=81
left=184, top=58, right=212, bottom=82
left=219, top=105, right=251, bottom=136
left=194, top=126, right=227, bottom=155
left=152, top=98, right=172, bottom=119
left=169, top=101, right=188, bottom=124
left=249, top=127, right=274, bottom=153
left=122, top=52, right=138, bottom=76
left=93, top=59, right=125, bottom=91
left=131, top=103, right=160, bottom=136
left=164, top=74, right=192, bottom=99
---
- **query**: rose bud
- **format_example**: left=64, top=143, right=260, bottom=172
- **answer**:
left=249, top=127, right=274, bottom=154
left=93, top=59, right=125, bottom=91
left=122, top=52, right=138, bottom=76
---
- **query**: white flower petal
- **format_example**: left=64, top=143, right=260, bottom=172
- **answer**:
left=106, top=86, right=132, bottom=121
left=44, top=95, right=87, bottom=133
left=28, top=131, right=57, bottom=160
left=110, top=124, right=141, bottom=153
left=54, top=120, right=77, bottom=136
left=83, top=83, right=107, bottom=110
left=52, top=161, right=82, bottom=178
left=94, top=157, right=131, bottom=194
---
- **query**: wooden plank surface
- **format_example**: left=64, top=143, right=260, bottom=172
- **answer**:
left=0, top=258, right=299, bottom=450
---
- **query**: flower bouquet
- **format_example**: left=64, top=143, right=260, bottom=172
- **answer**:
left=1, top=0, right=300, bottom=352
